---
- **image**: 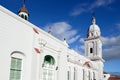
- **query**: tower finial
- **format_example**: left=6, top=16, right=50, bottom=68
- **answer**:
left=23, top=0, right=25, bottom=5
left=48, top=27, right=51, bottom=34
left=18, top=0, right=29, bottom=20
left=92, top=12, right=96, bottom=24
left=92, top=12, right=95, bottom=17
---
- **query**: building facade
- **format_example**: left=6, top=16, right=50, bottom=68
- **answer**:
left=0, top=5, right=106, bottom=80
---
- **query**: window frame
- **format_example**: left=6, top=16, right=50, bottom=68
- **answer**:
left=10, top=57, right=22, bottom=80
left=9, top=52, right=25, bottom=80
left=90, top=48, right=93, bottom=53
left=42, top=55, right=55, bottom=80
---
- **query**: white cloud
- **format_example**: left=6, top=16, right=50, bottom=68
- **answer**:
left=90, top=0, right=114, bottom=9
left=70, top=0, right=114, bottom=16
left=68, top=35, right=80, bottom=44
left=102, top=36, right=120, bottom=60
left=103, top=46, right=120, bottom=60
left=44, top=22, right=80, bottom=44
left=80, top=45, right=85, bottom=50
left=102, top=36, right=120, bottom=47
left=79, top=37, right=85, bottom=50
left=73, top=45, right=84, bottom=55
left=72, top=37, right=85, bottom=55
left=79, top=38, right=84, bottom=43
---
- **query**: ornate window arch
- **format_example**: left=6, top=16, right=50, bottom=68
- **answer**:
left=42, top=55, right=55, bottom=80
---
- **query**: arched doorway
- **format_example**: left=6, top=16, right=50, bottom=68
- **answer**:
left=42, top=55, right=55, bottom=80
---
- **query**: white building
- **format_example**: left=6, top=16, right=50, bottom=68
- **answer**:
left=103, top=72, right=111, bottom=80
left=0, top=4, right=106, bottom=80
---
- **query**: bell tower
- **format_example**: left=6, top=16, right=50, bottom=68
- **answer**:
left=85, top=16, right=104, bottom=80
left=84, top=16, right=102, bottom=60
left=18, top=0, right=29, bottom=20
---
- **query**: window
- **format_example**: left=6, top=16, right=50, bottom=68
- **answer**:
left=91, top=33, right=93, bottom=36
left=74, top=68, right=77, bottom=80
left=74, top=68, right=75, bottom=80
left=88, top=71, right=90, bottom=80
left=90, top=48, right=93, bottom=53
left=67, top=67, right=71, bottom=80
left=83, top=69, right=85, bottom=80
left=21, top=14, right=24, bottom=18
left=93, top=72, right=95, bottom=80
left=42, top=55, right=55, bottom=80
left=25, top=15, right=28, bottom=20
left=68, top=71, right=70, bottom=80
left=104, top=75, right=106, bottom=78
left=10, top=57, right=22, bottom=80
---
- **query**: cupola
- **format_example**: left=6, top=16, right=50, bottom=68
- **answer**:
left=87, top=16, right=101, bottom=38
left=18, top=0, right=29, bottom=20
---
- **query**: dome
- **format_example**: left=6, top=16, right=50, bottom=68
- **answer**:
left=87, top=17, right=101, bottom=38
left=89, top=24, right=100, bottom=32
left=18, top=4, right=29, bottom=20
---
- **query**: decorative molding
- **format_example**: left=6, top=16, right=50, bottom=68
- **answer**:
left=38, top=38, right=47, bottom=48
left=33, top=28, right=39, bottom=34
left=84, top=36, right=100, bottom=41
left=67, top=58, right=82, bottom=66
left=34, top=48, right=40, bottom=54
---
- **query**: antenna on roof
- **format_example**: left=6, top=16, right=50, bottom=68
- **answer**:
left=48, top=27, right=51, bottom=34
left=92, top=11, right=95, bottom=17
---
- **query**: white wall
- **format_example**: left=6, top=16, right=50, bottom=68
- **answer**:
left=0, top=6, right=34, bottom=80
left=103, top=74, right=110, bottom=80
left=0, top=5, right=104, bottom=80
left=0, top=5, right=68, bottom=80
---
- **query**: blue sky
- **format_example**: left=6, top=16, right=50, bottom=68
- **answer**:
left=1, top=0, right=120, bottom=74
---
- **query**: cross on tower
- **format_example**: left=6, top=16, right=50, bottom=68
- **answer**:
left=92, top=11, right=95, bottom=17
left=23, top=0, right=26, bottom=5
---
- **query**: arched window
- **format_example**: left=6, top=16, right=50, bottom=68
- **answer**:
left=67, top=71, right=70, bottom=80
left=74, top=68, right=77, bottom=80
left=83, top=69, right=85, bottom=80
left=90, top=48, right=93, bottom=53
left=25, top=15, right=28, bottom=20
left=74, top=68, right=75, bottom=80
left=44, top=55, right=55, bottom=65
left=67, top=66, right=71, bottom=80
left=91, top=32, right=93, bottom=36
left=42, top=55, right=55, bottom=80
left=67, top=67, right=71, bottom=80
left=93, top=72, right=96, bottom=80
left=21, top=14, right=24, bottom=18
left=88, top=71, right=90, bottom=80
left=9, top=52, right=25, bottom=80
